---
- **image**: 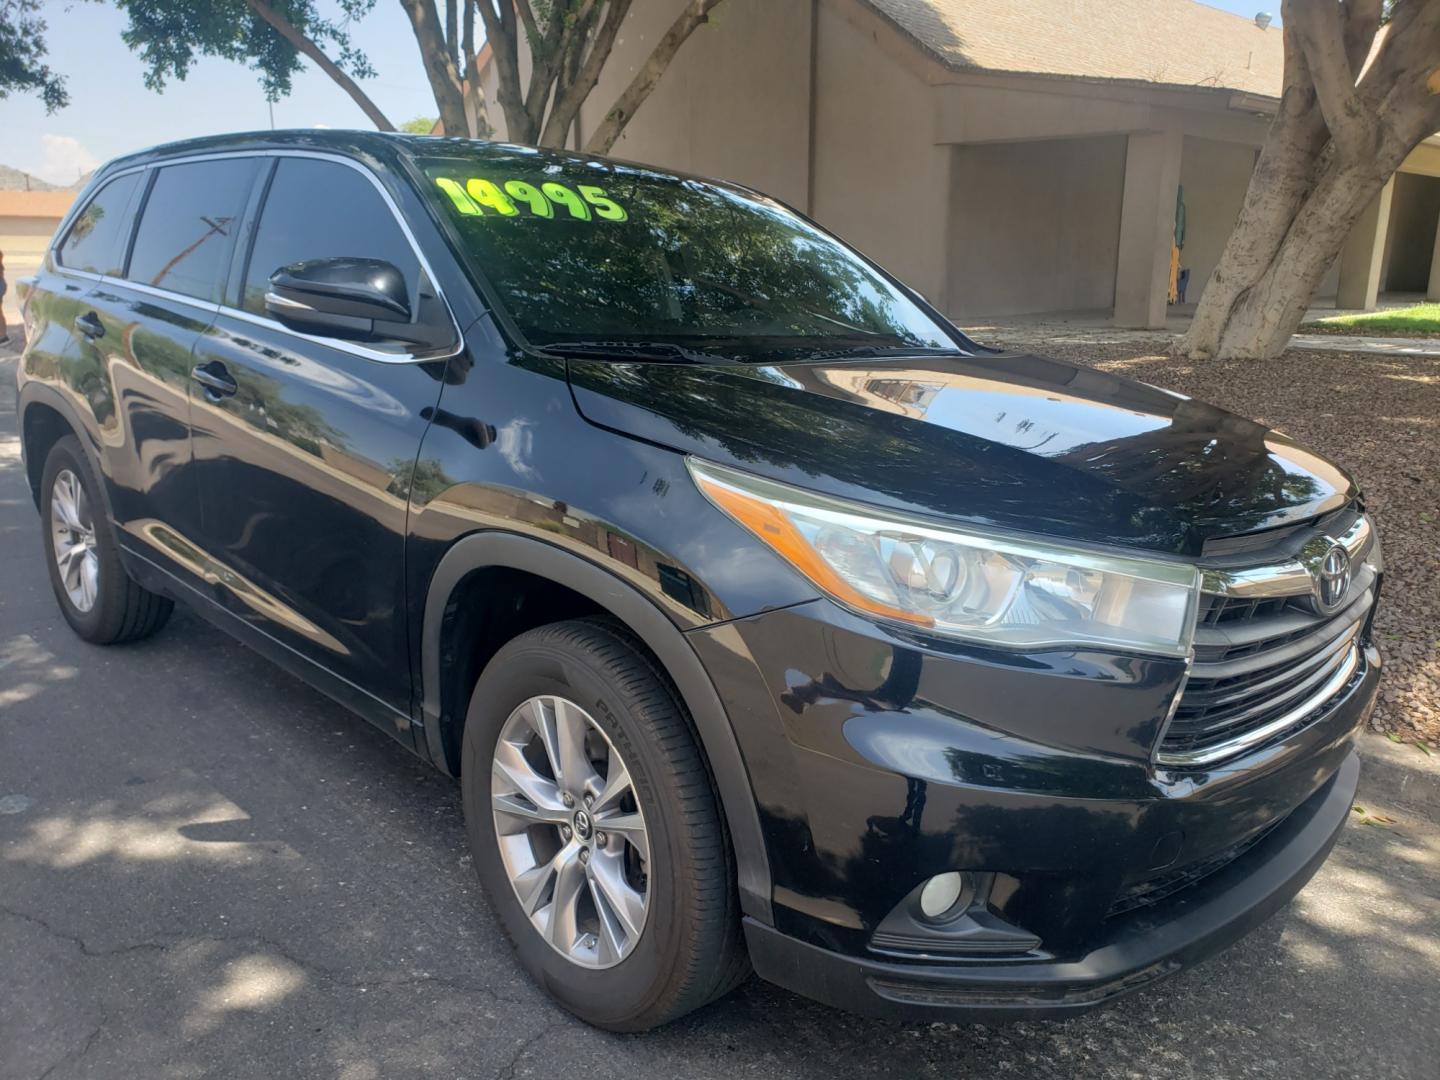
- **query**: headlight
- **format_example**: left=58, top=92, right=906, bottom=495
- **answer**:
left=689, top=458, right=1199, bottom=657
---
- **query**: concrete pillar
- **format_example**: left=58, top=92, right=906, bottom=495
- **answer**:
left=1113, top=128, right=1184, bottom=329
left=1336, top=178, right=1394, bottom=311
left=1427, top=211, right=1440, bottom=301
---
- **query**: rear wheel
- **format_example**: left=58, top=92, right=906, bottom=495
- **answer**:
left=461, top=617, right=749, bottom=1031
left=40, top=435, right=173, bottom=644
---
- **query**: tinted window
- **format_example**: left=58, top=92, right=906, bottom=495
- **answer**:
left=418, top=147, right=958, bottom=364
left=127, top=159, right=259, bottom=303
left=242, top=158, right=420, bottom=315
left=57, top=172, right=142, bottom=275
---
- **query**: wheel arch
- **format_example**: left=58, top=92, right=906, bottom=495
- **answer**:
left=17, top=388, right=109, bottom=518
left=420, top=530, right=773, bottom=925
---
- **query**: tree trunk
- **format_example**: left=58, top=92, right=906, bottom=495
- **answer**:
left=1205, top=155, right=1387, bottom=359
left=475, top=0, right=540, bottom=143
left=244, top=0, right=396, bottom=131
left=399, top=0, right=470, bottom=136
left=1179, top=0, right=1440, bottom=361
left=477, top=0, right=726, bottom=151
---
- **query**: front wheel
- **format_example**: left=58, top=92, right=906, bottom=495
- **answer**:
left=461, top=618, right=749, bottom=1031
left=40, top=435, right=173, bottom=644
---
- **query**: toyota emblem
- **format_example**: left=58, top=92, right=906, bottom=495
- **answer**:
left=1315, top=542, right=1352, bottom=612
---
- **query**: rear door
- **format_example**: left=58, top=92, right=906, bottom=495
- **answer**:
left=70, top=157, right=261, bottom=585
left=28, top=170, right=146, bottom=434
left=187, top=154, right=455, bottom=717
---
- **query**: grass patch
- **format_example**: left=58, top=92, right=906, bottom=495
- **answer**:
left=1301, top=302, right=1440, bottom=337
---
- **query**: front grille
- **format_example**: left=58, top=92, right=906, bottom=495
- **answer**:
left=1157, top=518, right=1376, bottom=768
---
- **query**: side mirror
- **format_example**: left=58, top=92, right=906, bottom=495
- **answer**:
left=265, top=257, right=414, bottom=341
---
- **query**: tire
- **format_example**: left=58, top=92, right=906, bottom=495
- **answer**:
left=461, top=617, right=750, bottom=1031
left=39, top=435, right=173, bottom=644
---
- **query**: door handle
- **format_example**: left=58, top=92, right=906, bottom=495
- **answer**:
left=75, top=312, right=105, bottom=340
left=190, top=362, right=238, bottom=398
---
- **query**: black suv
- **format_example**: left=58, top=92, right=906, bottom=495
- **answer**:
left=15, top=132, right=1381, bottom=1031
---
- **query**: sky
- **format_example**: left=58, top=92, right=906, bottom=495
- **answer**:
left=5, top=0, right=1280, bottom=186
left=5, top=1, right=439, bottom=185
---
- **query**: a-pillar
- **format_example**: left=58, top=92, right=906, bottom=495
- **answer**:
left=1336, top=178, right=1394, bottom=311
left=1113, top=126, right=1184, bottom=329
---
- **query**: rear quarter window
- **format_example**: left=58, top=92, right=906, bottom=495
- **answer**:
left=56, top=172, right=143, bottom=275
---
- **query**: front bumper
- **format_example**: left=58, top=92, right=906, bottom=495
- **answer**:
left=687, top=598, right=1379, bottom=1019
left=743, top=749, right=1358, bottom=1020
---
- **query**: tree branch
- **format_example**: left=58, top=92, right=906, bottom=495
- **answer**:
left=1340, top=0, right=1384, bottom=74
left=461, top=0, right=491, bottom=137
left=1288, top=0, right=1375, bottom=161
left=584, top=0, right=724, bottom=155
left=522, top=2, right=570, bottom=136
left=243, top=0, right=395, bottom=130
left=398, top=0, right=468, bottom=134
left=476, top=0, right=531, bottom=139
left=541, top=0, right=626, bottom=147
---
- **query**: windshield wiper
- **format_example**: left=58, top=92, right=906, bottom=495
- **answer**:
left=539, top=340, right=743, bottom=365
left=796, top=344, right=967, bottom=362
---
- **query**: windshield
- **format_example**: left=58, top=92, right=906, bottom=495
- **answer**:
left=417, top=147, right=960, bottom=364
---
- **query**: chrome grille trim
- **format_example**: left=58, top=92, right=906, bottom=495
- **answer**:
left=1156, top=645, right=1361, bottom=767
left=1201, top=514, right=1371, bottom=599
left=1157, top=512, right=1378, bottom=768
left=1183, top=623, right=1360, bottom=713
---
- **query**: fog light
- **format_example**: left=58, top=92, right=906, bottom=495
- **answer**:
left=918, top=871, right=973, bottom=921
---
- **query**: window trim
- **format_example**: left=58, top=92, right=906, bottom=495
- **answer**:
left=48, top=149, right=463, bottom=366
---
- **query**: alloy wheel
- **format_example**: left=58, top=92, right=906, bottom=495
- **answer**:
left=491, top=694, right=651, bottom=969
left=50, top=469, right=100, bottom=613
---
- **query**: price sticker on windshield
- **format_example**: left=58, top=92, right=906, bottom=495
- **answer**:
left=435, top=177, right=628, bottom=222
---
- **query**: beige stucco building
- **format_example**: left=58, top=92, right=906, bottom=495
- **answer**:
left=0, top=190, right=75, bottom=325
left=474, top=0, right=1440, bottom=328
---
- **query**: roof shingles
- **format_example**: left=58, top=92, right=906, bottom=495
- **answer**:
left=866, top=0, right=1285, bottom=98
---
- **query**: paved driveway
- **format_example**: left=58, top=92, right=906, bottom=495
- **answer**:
left=2, top=354, right=1438, bottom=1080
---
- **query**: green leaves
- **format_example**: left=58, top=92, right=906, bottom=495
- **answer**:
left=0, top=0, right=77, bottom=112
left=113, top=0, right=377, bottom=103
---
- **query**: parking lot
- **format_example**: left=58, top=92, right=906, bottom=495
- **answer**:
left=2, top=350, right=1438, bottom=1080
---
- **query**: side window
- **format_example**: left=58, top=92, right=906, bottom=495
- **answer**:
left=242, top=158, right=421, bottom=316
left=56, top=172, right=142, bottom=275
left=127, top=158, right=259, bottom=303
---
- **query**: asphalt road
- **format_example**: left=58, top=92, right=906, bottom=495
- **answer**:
left=3, top=351, right=1439, bottom=1080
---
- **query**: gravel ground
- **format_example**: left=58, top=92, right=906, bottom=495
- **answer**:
left=1007, top=340, right=1440, bottom=751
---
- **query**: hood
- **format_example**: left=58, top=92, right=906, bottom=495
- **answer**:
left=565, top=351, right=1356, bottom=557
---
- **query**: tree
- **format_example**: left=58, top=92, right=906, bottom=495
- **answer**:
left=477, top=0, right=726, bottom=153
left=115, top=0, right=492, bottom=136
left=400, top=115, right=440, bottom=133
left=1181, top=0, right=1440, bottom=361
left=116, top=0, right=398, bottom=130
left=0, top=0, right=70, bottom=110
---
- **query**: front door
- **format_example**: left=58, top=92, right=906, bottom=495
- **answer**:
left=188, top=155, right=453, bottom=717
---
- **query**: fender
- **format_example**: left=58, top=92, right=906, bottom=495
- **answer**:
left=16, top=379, right=112, bottom=518
left=420, top=530, right=774, bottom=925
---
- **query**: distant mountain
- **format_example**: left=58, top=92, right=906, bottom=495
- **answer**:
left=0, top=164, right=59, bottom=192
left=66, top=170, right=96, bottom=191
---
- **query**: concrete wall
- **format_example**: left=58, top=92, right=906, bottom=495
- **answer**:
left=810, top=1, right=952, bottom=301
left=481, top=0, right=813, bottom=210
left=946, top=136, right=1126, bottom=318
left=1381, top=171, right=1440, bottom=293
left=1, top=215, right=63, bottom=325
left=470, top=4, right=1440, bottom=323
left=1177, top=136, right=1255, bottom=301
